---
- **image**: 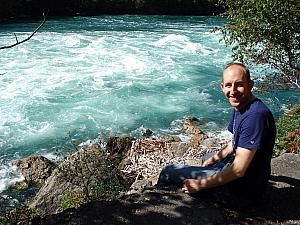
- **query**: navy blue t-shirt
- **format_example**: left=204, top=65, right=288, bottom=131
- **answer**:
left=226, top=98, right=276, bottom=200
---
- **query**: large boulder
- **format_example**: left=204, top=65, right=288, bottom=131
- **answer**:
left=271, top=152, right=300, bottom=178
left=15, top=156, right=56, bottom=186
left=201, top=138, right=225, bottom=149
left=29, top=145, right=124, bottom=215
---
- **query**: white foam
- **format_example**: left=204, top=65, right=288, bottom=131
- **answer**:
left=0, top=163, right=24, bottom=193
left=41, top=152, right=61, bottom=162
left=279, top=104, right=289, bottom=112
left=155, top=34, right=190, bottom=47
left=183, top=42, right=200, bottom=54
left=78, top=136, right=103, bottom=148
left=121, top=54, right=145, bottom=72
left=38, top=123, right=51, bottom=133
left=205, top=122, right=232, bottom=141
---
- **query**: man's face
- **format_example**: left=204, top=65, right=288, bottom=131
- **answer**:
left=221, top=65, right=254, bottom=110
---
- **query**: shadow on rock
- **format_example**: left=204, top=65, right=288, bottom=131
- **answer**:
left=222, top=175, right=300, bottom=224
left=253, top=175, right=300, bottom=221
left=40, top=189, right=224, bottom=225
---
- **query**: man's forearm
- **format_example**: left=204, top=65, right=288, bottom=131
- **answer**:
left=196, top=164, right=239, bottom=189
left=182, top=163, right=240, bottom=193
left=183, top=147, right=256, bottom=194
left=216, top=141, right=234, bottom=160
left=203, top=142, right=233, bottom=166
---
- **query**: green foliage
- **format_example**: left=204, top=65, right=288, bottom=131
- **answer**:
left=0, top=206, right=41, bottom=225
left=132, top=0, right=145, bottom=8
left=57, top=191, right=86, bottom=212
left=216, top=0, right=300, bottom=92
left=89, top=172, right=126, bottom=200
left=274, top=104, right=300, bottom=157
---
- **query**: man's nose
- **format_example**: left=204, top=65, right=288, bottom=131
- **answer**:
left=230, top=85, right=238, bottom=93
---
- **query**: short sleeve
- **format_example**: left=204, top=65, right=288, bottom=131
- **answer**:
left=228, top=110, right=235, bottom=134
left=236, top=112, right=267, bottom=150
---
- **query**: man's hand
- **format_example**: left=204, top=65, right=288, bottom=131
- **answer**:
left=182, top=179, right=203, bottom=194
left=202, top=157, right=214, bottom=167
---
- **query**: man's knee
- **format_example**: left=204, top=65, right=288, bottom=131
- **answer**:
left=157, top=164, right=180, bottom=186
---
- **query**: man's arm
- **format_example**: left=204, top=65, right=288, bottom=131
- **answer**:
left=202, top=141, right=234, bottom=167
left=182, top=147, right=256, bottom=193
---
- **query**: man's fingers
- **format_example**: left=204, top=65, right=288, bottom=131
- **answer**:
left=182, top=179, right=202, bottom=194
left=182, top=179, right=194, bottom=193
left=182, top=186, right=190, bottom=193
left=182, top=180, right=189, bottom=193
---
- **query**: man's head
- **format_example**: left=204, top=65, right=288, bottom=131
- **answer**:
left=221, top=63, right=254, bottom=110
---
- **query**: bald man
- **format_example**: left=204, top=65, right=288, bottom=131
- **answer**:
left=157, top=63, right=276, bottom=207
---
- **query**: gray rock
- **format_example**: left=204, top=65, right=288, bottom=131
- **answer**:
left=191, top=133, right=208, bottom=145
left=39, top=189, right=225, bottom=225
left=167, top=142, right=193, bottom=157
left=106, top=135, right=135, bottom=155
left=29, top=147, right=118, bottom=215
left=160, top=135, right=181, bottom=143
left=141, top=128, right=153, bottom=138
left=15, top=156, right=56, bottom=186
left=201, top=138, right=222, bottom=148
left=271, top=153, right=300, bottom=179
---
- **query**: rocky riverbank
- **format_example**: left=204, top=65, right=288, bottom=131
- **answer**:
left=13, top=117, right=224, bottom=215
left=11, top=153, right=300, bottom=225
left=2, top=117, right=300, bottom=224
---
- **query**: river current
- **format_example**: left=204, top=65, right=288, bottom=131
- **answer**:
left=0, top=16, right=296, bottom=207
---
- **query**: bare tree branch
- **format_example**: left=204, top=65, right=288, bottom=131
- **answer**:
left=0, top=13, right=46, bottom=50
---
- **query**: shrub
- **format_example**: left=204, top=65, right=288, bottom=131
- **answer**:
left=0, top=206, right=41, bottom=225
left=57, top=191, right=86, bottom=213
left=216, top=0, right=299, bottom=92
left=274, top=104, right=300, bottom=157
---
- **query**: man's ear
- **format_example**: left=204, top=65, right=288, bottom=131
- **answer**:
left=221, top=83, right=224, bottom=90
left=249, top=80, right=254, bottom=90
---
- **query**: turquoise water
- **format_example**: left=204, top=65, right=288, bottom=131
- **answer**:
left=0, top=16, right=296, bottom=200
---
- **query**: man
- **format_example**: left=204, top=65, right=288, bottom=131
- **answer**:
left=157, top=63, right=276, bottom=207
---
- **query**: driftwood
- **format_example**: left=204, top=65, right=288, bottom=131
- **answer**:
left=121, top=139, right=227, bottom=180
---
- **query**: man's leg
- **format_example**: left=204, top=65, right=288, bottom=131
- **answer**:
left=157, top=153, right=234, bottom=187
left=157, top=163, right=218, bottom=186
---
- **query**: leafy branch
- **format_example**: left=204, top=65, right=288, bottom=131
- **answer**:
left=215, top=0, right=300, bottom=92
